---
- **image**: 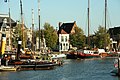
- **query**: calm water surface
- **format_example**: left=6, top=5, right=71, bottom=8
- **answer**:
left=0, top=58, right=119, bottom=80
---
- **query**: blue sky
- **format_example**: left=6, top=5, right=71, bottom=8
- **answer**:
left=0, top=0, right=120, bottom=35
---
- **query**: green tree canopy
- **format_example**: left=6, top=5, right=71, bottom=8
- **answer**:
left=70, top=26, right=85, bottom=49
left=13, top=23, right=22, bottom=48
left=43, top=23, right=58, bottom=49
left=93, top=26, right=110, bottom=49
left=14, top=23, right=28, bottom=48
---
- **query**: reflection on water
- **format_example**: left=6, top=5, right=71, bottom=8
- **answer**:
left=0, top=58, right=120, bottom=80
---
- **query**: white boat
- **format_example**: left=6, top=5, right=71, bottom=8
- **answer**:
left=51, top=54, right=66, bottom=59
left=51, top=54, right=66, bottom=66
left=0, top=66, right=19, bottom=71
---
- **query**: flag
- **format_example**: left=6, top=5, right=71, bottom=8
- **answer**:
left=4, top=0, right=7, bottom=2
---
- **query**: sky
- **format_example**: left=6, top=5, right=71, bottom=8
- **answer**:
left=0, top=0, right=120, bottom=35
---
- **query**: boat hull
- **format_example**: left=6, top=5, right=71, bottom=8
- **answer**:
left=78, top=53, right=100, bottom=58
left=8, top=60, right=56, bottom=70
left=0, top=66, right=18, bottom=71
left=66, top=54, right=77, bottom=59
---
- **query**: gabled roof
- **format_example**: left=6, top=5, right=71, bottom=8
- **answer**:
left=108, top=26, right=120, bottom=35
left=60, top=29, right=68, bottom=34
left=0, top=16, right=15, bottom=23
left=0, top=14, right=17, bottom=28
left=0, top=22, right=17, bottom=28
left=58, top=21, right=77, bottom=34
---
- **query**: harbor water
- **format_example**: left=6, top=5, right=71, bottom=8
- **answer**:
left=0, top=58, right=119, bottom=80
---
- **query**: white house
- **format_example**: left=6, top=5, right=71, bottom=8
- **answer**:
left=58, top=21, right=77, bottom=52
left=59, top=34, right=69, bottom=52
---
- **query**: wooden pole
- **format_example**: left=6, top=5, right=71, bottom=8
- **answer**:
left=20, top=0, right=25, bottom=49
left=32, top=9, right=35, bottom=51
left=38, top=0, right=41, bottom=51
left=105, top=0, right=107, bottom=50
left=105, top=0, right=107, bottom=31
left=88, top=0, right=90, bottom=48
left=8, top=0, right=12, bottom=50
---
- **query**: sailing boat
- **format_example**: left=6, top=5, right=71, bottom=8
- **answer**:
left=76, top=0, right=100, bottom=58
left=6, top=0, right=57, bottom=70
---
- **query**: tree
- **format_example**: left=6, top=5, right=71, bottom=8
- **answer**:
left=14, top=23, right=27, bottom=48
left=43, top=23, right=58, bottom=49
left=13, top=23, right=22, bottom=48
left=93, top=26, right=110, bottom=49
left=70, top=26, right=85, bottom=49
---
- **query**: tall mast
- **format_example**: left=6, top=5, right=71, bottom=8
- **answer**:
left=104, top=0, right=107, bottom=49
left=8, top=0, right=12, bottom=50
left=20, top=0, right=25, bottom=49
left=32, top=9, right=34, bottom=51
left=105, top=0, right=107, bottom=31
left=87, top=0, right=90, bottom=48
left=38, top=0, right=41, bottom=50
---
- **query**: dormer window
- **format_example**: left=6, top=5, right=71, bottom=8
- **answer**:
left=2, top=28, right=6, bottom=31
left=3, top=18, right=7, bottom=23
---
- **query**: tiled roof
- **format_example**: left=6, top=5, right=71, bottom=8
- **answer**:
left=109, top=26, right=120, bottom=35
left=60, top=29, right=68, bottom=34
left=58, top=21, right=76, bottom=34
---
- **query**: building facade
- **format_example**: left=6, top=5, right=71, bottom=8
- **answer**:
left=59, top=34, right=69, bottom=52
left=108, top=26, right=120, bottom=50
left=0, top=14, right=17, bottom=51
left=58, top=21, right=77, bottom=52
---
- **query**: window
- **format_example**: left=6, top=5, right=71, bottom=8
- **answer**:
left=6, top=38, right=9, bottom=46
left=66, top=43, right=68, bottom=50
left=6, top=28, right=9, bottom=31
left=61, top=36, right=64, bottom=42
left=65, top=36, right=67, bottom=42
left=61, top=43, right=62, bottom=50
left=2, top=28, right=5, bottom=31
left=63, top=43, right=65, bottom=50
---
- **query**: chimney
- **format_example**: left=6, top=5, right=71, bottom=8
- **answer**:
left=59, top=22, right=62, bottom=28
left=58, top=22, right=62, bottom=31
left=74, top=21, right=76, bottom=24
